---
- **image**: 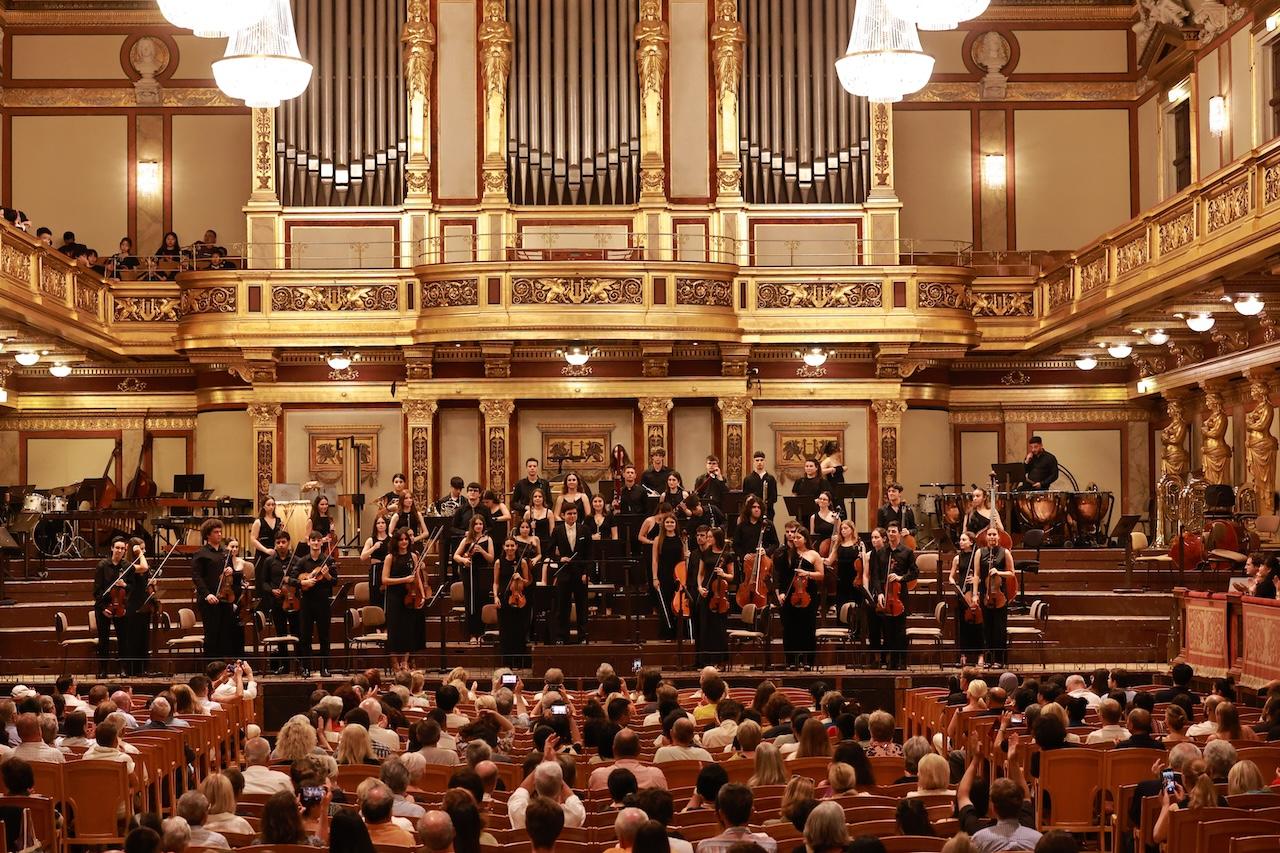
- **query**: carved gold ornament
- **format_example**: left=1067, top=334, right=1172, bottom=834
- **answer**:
left=1166, top=341, right=1203, bottom=368
left=1000, top=370, right=1032, bottom=386
left=756, top=281, right=881, bottom=309
left=117, top=377, right=148, bottom=393
left=917, top=282, right=970, bottom=310
left=74, top=282, right=101, bottom=314
left=253, top=109, right=274, bottom=192
left=1046, top=271, right=1072, bottom=311
left=1079, top=253, right=1108, bottom=296
left=716, top=168, right=742, bottom=194
left=1265, top=163, right=1280, bottom=207
left=637, top=397, right=674, bottom=423
left=480, top=399, right=516, bottom=424
left=421, top=278, right=478, bottom=309
left=40, top=266, right=68, bottom=300
left=402, top=399, right=439, bottom=422
left=1209, top=326, right=1248, bottom=356
left=872, top=399, right=908, bottom=426
left=1, top=245, right=32, bottom=281
left=873, top=104, right=891, bottom=186
left=247, top=403, right=283, bottom=426
left=676, top=278, right=732, bottom=307
left=1206, top=181, right=1251, bottom=232
left=180, top=286, right=237, bottom=315
left=1114, top=233, right=1149, bottom=277
left=270, top=284, right=399, bottom=312
left=1158, top=207, right=1196, bottom=255
left=971, top=290, right=1033, bottom=317
left=114, top=296, right=180, bottom=322
left=717, top=396, right=752, bottom=422
left=1200, top=383, right=1232, bottom=486
left=511, top=277, right=643, bottom=305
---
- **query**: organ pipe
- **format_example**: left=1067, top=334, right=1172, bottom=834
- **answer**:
left=506, top=0, right=639, bottom=206
left=278, top=0, right=407, bottom=207
left=740, top=0, right=869, bottom=205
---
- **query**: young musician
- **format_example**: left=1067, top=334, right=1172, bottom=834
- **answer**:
left=511, top=458, right=552, bottom=517
left=778, top=528, right=823, bottom=670
left=742, top=451, right=779, bottom=520
left=791, top=458, right=830, bottom=526
left=640, top=448, right=676, bottom=496
left=390, top=493, right=429, bottom=547
left=435, top=476, right=466, bottom=517
left=948, top=531, right=983, bottom=667
left=526, top=488, right=555, bottom=544
left=249, top=496, right=281, bottom=575
left=651, top=513, right=688, bottom=641
left=875, top=483, right=916, bottom=537
left=226, top=537, right=253, bottom=620
left=733, top=495, right=779, bottom=558
left=453, top=514, right=495, bottom=645
left=294, top=529, right=338, bottom=677
left=867, top=524, right=918, bottom=669
left=379, top=473, right=409, bottom=515
left=258, top=532, right=299, bottom=674
left=382, top=528, right=425, bottom=672
left=551, top=503, right=592, bottom=644
left=123, top=537, right=153, bottom=676
left=825, top=520, right=867, bottom=638
left=451, top=482, right=488, bottom=537
left=613, top=464, right=648, bottom=515
left=662, top=472, right=688, bottom=512
left=360, top=515, right=391, bottom=601
left=681, top=494, right=715, bottom=538
left=514, top=517, right=542, bottom=565
left=303, top=494, right=334, bottom=556
left=94, top=537, right=149, bottom=677
left=819, top=441, right=845, bottom=484
left=482, top=490, right=513, bottom=542
left=557, top=473, right=592, bottom=520
left=693, top=455, right=728, bottom=511
left=192, top=518, right=241, bottom=663
left=809, top=491, right=839, bottom=551
left=977, top=526, right=1016, bottom=668
left=696, top=527, right=735, bottom=667
left=964, top=487, right=1003, bottom=540
left=493, top=538, right=532, bottom=668
left=1020, top=435, right=1060, bottom=491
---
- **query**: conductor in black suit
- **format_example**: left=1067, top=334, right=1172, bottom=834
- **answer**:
left=551, top=504, right=592, bottom=644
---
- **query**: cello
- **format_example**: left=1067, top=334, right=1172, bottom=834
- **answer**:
left=672, top=559, right=692, bottom=619
left=737, top=526, right=772, bottom=609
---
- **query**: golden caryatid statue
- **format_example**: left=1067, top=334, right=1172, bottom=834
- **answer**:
left=1160, top=396, right=1190, bottom=481
left=1245, top=374, right=1277, bottom=514
left=402, top=0, right=436, bottom=194
left=1200, top=387, right=1232, bottom=486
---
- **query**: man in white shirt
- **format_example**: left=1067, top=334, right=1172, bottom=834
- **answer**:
left=109, top=691, right=141, bottom=729
left=241, top=737, right=294, bottom=795
left=1066, top=674, right=1102, bottom=709
left=588, top=730, right=668, bottom=790
left=12, top=714, right=64, bottom=763
left=508, top=761, right=585, bottom=829
left=189, top=674, right=223, bottom=713
left=1187, top=696, right=1221, bottom=739
left=211, top=662, right=257, bottom=704
left=361, top=698, right=401, bottom=757
left=700, top=700, right=742, bottom=752
left=55, top=676, right=87, bottom=712
left=1085, top=698, right=1131, bottom=744
left=655, top=718, right=713, bottom=763
left=82, top=721, right=136, bottom=776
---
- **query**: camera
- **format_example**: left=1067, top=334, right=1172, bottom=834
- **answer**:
left=551, top=703, right=568, bottom=715
left=501, top=673, right=517, bottom=686
left=300, top=785, right=326, bottom=807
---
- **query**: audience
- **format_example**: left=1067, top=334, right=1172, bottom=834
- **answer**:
left=696, top=783, right=776, bottom=853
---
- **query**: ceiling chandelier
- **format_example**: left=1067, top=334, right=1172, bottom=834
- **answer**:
left=886, top=0, right=990, bottom=31
left=835, top=0, right=934, bottom=103
left=157, top=0, right=267, bottom=38
left=212, top=0, right=313, bottom=108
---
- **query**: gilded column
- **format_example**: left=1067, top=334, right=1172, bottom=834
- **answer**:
left=402, top=0, right=437, bottom=203
left=864, top=102, right=900, bottom=265
left=246, top=108, right=282, bottom=269
left=717, top=396, right=752, bottom=489
left=635, top=0, right=670, bottom=202
left=710, top=0, right=745, bottom=200
left=1156, top=391, right=1191, bottom=547
left=403, top=398, right=439, bottom=508
left=638, top=397, right=674, bottom=463
left=480, top=399, right=516, bottom=497
left=1200, top=380, right=1232, bottom=486
left=248, top=403, right=283, bottom=511
left=872, top=399, right=908, bottom=497
left=478, top=0, right=512, bottom=202
left=1244, top=367, right=1277, bottom=515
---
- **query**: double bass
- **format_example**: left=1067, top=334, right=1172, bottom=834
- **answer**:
left=737, top=527, right=772, bottom=609
left=125, top=416, right=157, bottom=500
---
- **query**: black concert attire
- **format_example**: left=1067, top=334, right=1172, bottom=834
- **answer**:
left=966, top=511, right=993, bottom=537
left=811, top=512, right=837, bottom=548
left=733, top=516, right=779, bottom=563
left=511, top=477, right=552, bottom=516
left=1022, top=450, right=1060, bottom=490
left=366, top=535, right=390, bottom=602
left=1256, top=575, right=1278, bottom=600
left=791, top=475, right=831, bottom=526
left=652, top=534, right=686, bottom=640
left=551, top=520, right=592, bottom=643
left=93, top=555, right=149, bottom=676
left=777, top=547, right=821, bottom=668
left=832, top=543, right=870, bottom=641
left=693, top=474, right=728, bottom=513
left=866, top=543, right=918, bottom=669
left=615, top=483, right=648, bottom=516
left=496, top=555, right=531, bottom=668
left=742, top=470, right=779, bottom=519
left=293, top=550, right=338, bottom=672
left=953, top=550, right=984, bottom=660
left=661, top=488, right=687, bottom=510
left=192, top=543, right=243, bottom=662
left=254, top=515, right=281, bottom=581
left=697, top=548, right=733, bottom=667
left=825, top=461, right=846, bottom=484
left=458, top=536, right=494, bottom=639
left=682, top=509, right=717, bottom=539
left=257, top=552, right=300, bottom=668
left=384, top=552, right=425, bottom=654
left=298, top=514, right=333, bottom=556
left=978, top=546, right=1011, bottom=663
left=875, top=501, right=917, bottom=535
left=641, top=465, right=675, bottom=496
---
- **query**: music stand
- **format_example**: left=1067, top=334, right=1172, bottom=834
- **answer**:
left=990, top=463, right=1024, bottom=490
left=784, top=495, right=818, bottom=525
left=174, top=474, right=205, bottom=497
left=1110, top=514, right=1143, bottom=594
left=835, top=483, right=868, bottom=526
left=418, top=515, right=453, bottom=669
left=598, top=480, right=617, bottom=503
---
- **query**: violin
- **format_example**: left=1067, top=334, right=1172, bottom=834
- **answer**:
left=788, top=553, right=812, bottom=608
left=708, top=550, right=730, bottom=614
left=217, top=551, right=237, bottom=604
left=403, top=549, right=431, bottom=609
left=878, top=554, right=905, bottom=616
left=282, top=577, right=302, bottom=612
left=954, top=574, right=983, bottom=625
left=737, top=527, right=772, bottom=609
left=983, top=547, right=1017, bottom=609
left=672, top=559, right=692, bottom=618
left=507, top=568, right=527, bottom=608
left=106, top=582, right=128, bottom=618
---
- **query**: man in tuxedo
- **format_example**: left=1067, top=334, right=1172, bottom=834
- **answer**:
left=742, top=451, right=779, bottom=519
left=551, top=504, right=592, bottom=644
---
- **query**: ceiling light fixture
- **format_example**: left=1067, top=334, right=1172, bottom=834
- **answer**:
left=834, top=0, right=934, bottom=103
left=212, top=0, right=313, bottom=108
left=802, top=348, right=829, bottom=368
left=563, top=347, right=591, bottom=367
left=48, top=363, right=71, bottom=378
left=1232, top=294, right=1265, bottom=316
left=1075, top=354, right=1098, bottom=371
left=14, top=351, right=40, bottom=366
left=1184, top=312, right=1216, bottom=332
left=885, top=0, right=989, bottom=30
left=157, top=0, right=267, bottom=38
left=1106, top=343, right=1133, bottom=359
left=1140, top=328, right=1170, bottom=346
left=325, top=352, right=354, bottom=371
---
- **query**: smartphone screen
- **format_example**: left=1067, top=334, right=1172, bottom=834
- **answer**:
left=501, top=673, right=517, bottom=686
left=552, top=704, right=567, bottom=715
left=632, top=659, right=642, bottom=673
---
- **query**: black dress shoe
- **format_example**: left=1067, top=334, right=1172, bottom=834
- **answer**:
left=320, top=668, right=331, bottom=678
left=300, top=668, right=311, bottom=678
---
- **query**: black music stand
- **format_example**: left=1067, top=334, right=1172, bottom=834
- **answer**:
left=784, top=495, right=817, bottom=526
left=835, top=483, right=868, bottom=526
left=1110, top=514, right=1143, bottom=594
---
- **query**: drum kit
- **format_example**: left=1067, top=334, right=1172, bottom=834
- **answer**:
left=19, top=491, right=90, bottom=557
left=919, top=482, right=1115, bottom=548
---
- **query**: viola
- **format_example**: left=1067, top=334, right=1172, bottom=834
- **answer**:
left=217, top=553, right=237, bottom=604
left=878, top=555, right=905, bottom=616
left=788, top=558, right=812, bottom=608
left=708, top=550, right=730, bottom=614
left=672, top=560, right=692, bottom=618
left=983, top=548, right=1017, bottom=609
left=281, top=577, right=302, bottom=612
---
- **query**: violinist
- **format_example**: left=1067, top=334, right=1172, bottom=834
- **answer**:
left=389, top=492, right=429, bottom=548
left=192, top=518, right=242, bottom=663
left=511, top=458, right=552, bottom=517
left=294, top=529, right=339, bottom=678
left=778, top=528, right=823, bottom=670
left=733, top=495, right=779, bottom=558
left=124, top=537, right=154, bottom=676
left=884, top=522, right=918, bottom=669
left=257, top=531, right=299, bottom=674
left=681, top=494, right=719, bottom=537
left=482, top=490, right=513, bottom=542
left=382, top=528, right=426, bottom=672
left=453, top=514, right=495, bottom=645
left=378, top=472, right=409, bottom=515
left=551, top=503, right=592, bottom=644
left=651, top=513, right=687, bottom=641
left=964, top=486, right=1001, bottom=540
left=301, top=493, right=334, bottom=556
left=977, top=526, right=1016, bottom=668
left=693, top=455, right=728, bottom=511
left=526, top=489, right=555, bottom=546
left=360, top=515, right=392, bottom=602
left=947, top=531, right=984, bottom=667
left=696, top=527, right=735, bottom=667
left=661, top=472, right=688, bottom=514
left=93, top=537, right=146, bottom=678
left=493, top=537, right=532, bottom=668
left=825, top=520, right=867, bottom=640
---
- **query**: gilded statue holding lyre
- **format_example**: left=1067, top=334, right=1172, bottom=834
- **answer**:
left=1160, top=397, right=1190, bottom=481
left=1201, top=388, right=1232, bottom=486
left=1245, top=376, right=1277, bottom=513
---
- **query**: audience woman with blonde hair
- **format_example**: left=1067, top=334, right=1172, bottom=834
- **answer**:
left=272, top=715, right=323, bottom=761
left=802, top=801, right=850, bottom=853
left=747, top=742, right=787, bottom=786
left=766, top=776, right=816, bottom=826
left=200, top=773, right=253, bottom=836
left=909, top=754, right=956, bottom=797
left=1212, top=702, right=1260, bottom=742
left=334, top=724, right=379, bottom=766
left=1228, top=759, right=1268, bottom=795
left=1163, top=705, right=1191, bottom=745
left=826, top=762, right=859, bottom=797
left=730, top=719, right=762, bottom=758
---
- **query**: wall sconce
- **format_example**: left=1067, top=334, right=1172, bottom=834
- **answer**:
left=1208, top=95, right=1228, bottom=136
left=1268, top=14, right=1279, bottom=31
left=137, top=161, right=161, bottom=194
left=982, top=154, right=1006, bottom=188
left=1168, top=81, right=1190, bottom=104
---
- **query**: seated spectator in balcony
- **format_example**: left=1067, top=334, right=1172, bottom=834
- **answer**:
left=108, top=237, right=140, bottom=278
left=206, top=246, right=234, bottom=270
left=1114, top=709, right=1161, bottom=750
left=194, top=229, right=225, bottom=258
left=34, top=227, right=53, bottom=247
left=59, top=231, right=85, bottom=257
left=83, top=248, right=106, bottom=276
left=154, top=231, right=183, bottom=280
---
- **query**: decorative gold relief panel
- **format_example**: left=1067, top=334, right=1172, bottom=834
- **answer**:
left=270, top=284, right=399, bottom=312
left=756, top=280, right=882, bottom=309
left=1114, top=231, right=1148, bottom=277
left=1206, top=180, right=1251, bottom=232
left=180, top=286, right=237, bottom=315
left=917, top=281, right=970, bottom=310
left=1078, top=251, right=1108, bottom=296
left=1045, top=270, right=1072, bottom=312
left=1157, top=205, right=1196, bottom=255
left=114, top=296, right=180, bottom=323
left=510, top=276, right=643, bottom=305
left=970, top=289, right=1033, bottom=317
left=676, top=278, right=732, bottom=307
left=421, top=278, right=478, bottom=308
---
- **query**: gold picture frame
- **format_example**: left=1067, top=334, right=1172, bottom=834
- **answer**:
left=538, top=422, right=614, bottom=485
left=770, top=421, right=848, bottom=484
left=305, top=424, right=382, bottom=483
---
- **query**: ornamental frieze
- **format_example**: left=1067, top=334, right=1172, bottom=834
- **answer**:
left=1045, top=271, right=1072, bottom=311
left=40, top=266, right=67, bottom=299
left=74, top=282, right=100, bottom=314
left=1206, top=181, right=1251, bottom=232
left=756, top=280, right=881, bottom=309
left=114, top=296, right=180, bottom=322
left=1114, top=233, right=1148, bottom=277
left=675, top=278, right=732, bottom=307
left=1079, top=252, right=1108, bottom=296
left=421, top=278, right=479, bottom=308
left=1265, top=163, right=1280, bottom=206
left=270, top=284, right=399, bottom=312
left=971, top=290, right=1033, bottom=318
left=511, top=276, right=643, bottom=305
left=1, top=245, right=31, bottom=281
left=1158, top=207, right=1195, bottom=255
left=917, top=282, right=970, bottom=310
left=180, top=286, right=237, bottom=315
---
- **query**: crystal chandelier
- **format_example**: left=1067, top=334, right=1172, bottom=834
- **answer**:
left=157, top=0, right=268, bottom=39
left=886, top=0, right=990, bottom=31
left=835, top=0, right=934, bottom=103
left=212, top=0, right=313, bottom=108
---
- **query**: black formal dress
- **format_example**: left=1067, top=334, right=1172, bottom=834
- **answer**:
left=458, top=536, right=494, bottom=639
left=811, top=512, right=837, bottom=548
left=296, top=514, right=333, bottom=556
left=742, top=471, right=779, bottom=519
left=953, top=550, right=984, bottom=659
left=367, top=536, right=390, bottom=602
left=791, top=476, right=831, bottom=526
left=254, top=516, right=281, bottom=579
left=257, top=552, right=300, bottom=666
left=192, top=543, right=242, bottom=662
left=385, top=552, right=425, bottom=654
left=496, top=556, right=531, bottom=668
left=778, top=548, right=820, bottom=668
left=551, top=521, right=591, bottom=643
left=654, top=535, right=685, bottom=640
left=292, top=552, right=337, bottom=671
left=977, top=546, right=1011, bottom=663
left=697, top=548, right=733, bottom=667
left=832, top=543, right=869, bottom=641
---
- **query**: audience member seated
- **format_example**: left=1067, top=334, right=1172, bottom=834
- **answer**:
left=242, top=736, right=294, bottom=794
left=200, top=773, right=252, bottom=837
left=161, top=815, right=191, bottom=852
left=12, top=713, right=64, bottom=763
left=360, top=780, right=416, bottom=846
left=897, top=798, right=936, bottom=837
left=865, top=710, right=903, bottom=757
left=589, top=729, right=668, bottom=790
left=175, top=791, right=229, bottom=850
left=1212, top=701, right=1259, bottom=742
left=1153, top=774, right=1218, bottom=844
left=1065, top=674, right=1101, bottom=708
left=702, top=699, right=742, bottom=751
left=1204, top=739, right=1238, bottom=783
left=910, top=753, right=955, bottom=797
left=1085, top=698, right=1129, bottom=744
left=747, top=742, right=786, bottom=786
left=608, top=807, right=649, bottom=853
left=509, top=759, right=585, bottom=829
left=0, top=757, right=34, bottom=852
left=417, top=810, right=455, bottom=853
left=1155, top=663, right=1198, bottom=703
left=1114, top=709, right=1161, bottom=749
left=768, top=776, right=815, bottom=825
left=524, top=795, right=565, bottom=853
left=899, top=736, right=930, bottom=783
left=683, top=763, right=729, bottom=812
left=695, top=783, right=777, bottom=853
left=802, top=800, right=849, bottom=853
left=972, top=777, right=1041, bottom=853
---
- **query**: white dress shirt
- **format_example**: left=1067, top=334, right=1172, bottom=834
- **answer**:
left=507, top=788, right=585, bottom=829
